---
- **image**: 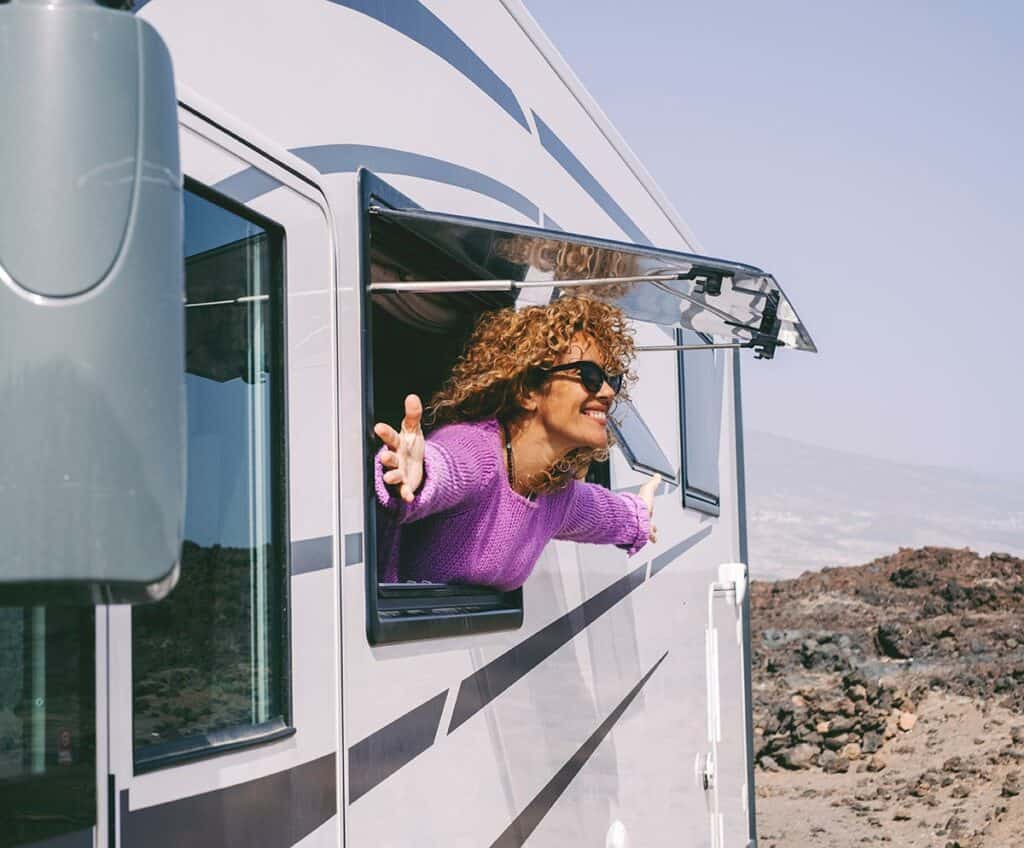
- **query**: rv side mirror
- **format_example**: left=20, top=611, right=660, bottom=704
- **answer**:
left=0, top=0, right=185, bottom=604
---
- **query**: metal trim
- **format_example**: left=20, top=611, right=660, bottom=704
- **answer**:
left=733, top=349, right=759, bottom=845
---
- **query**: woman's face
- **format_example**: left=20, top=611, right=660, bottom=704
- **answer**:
left=529, top=334, right=616, bottom=454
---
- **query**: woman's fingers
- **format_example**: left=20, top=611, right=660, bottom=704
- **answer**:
left=638, top=473, right=661, bottom=519
left=374, top=421, right=399, bottom=450
left=377, top=395, right=427, bottom=501
left=650, top=523, right=658, bottom=544
left=401, top=394, right=423, bottom=434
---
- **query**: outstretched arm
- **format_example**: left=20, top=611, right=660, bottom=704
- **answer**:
left=373, top=396, right=498, bottom=523
left=374, top=394, right=425, bottom=504
left=555, top=474, right=659, bottom=555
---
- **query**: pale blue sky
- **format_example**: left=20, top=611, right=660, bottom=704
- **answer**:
left=525, top=1, right=1023, bottom=475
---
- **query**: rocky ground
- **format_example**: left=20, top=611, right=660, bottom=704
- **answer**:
left=751, top=546, right=1024, bottom=847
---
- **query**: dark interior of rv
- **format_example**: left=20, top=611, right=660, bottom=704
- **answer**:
left=364, top=205, right=527, bottom=643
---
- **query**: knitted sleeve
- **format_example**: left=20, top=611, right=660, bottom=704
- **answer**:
left=553, top=481, right=651, bottom=556
left=374, top=422, right=500, bottom=524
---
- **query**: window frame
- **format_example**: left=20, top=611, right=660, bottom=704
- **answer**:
left=359, top=170, right=523, bottom=645
left=608, top=397, right=678, bottom=483
left=677, top=327, right=722, bottom=517
left=131, top=176, right=294, bottom=773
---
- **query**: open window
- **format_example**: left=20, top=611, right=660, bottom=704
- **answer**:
left=609, top=398, right=677, bottom=482
left=362, top=173, right=524, bottom=645
left=360, top=170, right=816, bottom=644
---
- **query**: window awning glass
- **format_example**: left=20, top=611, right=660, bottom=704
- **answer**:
left=367, top=206, right=817, bottom=360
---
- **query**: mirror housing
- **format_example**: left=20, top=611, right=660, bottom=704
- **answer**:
left=0, top=0, right=185, bottom=603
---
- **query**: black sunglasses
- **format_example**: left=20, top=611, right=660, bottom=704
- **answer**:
left=537, top=361, right=623, bottom=395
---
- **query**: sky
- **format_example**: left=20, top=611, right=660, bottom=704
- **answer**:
left=524, top=0, right=1023, bottom=476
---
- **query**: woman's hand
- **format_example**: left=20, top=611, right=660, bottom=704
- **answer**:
left=638, top=473, right=660, bottom=544
left=374, top=394, right=425, bottom=504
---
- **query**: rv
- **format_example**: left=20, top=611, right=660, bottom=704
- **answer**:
left=0, top=1, right=815, bottom=846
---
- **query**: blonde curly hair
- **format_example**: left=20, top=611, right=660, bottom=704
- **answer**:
left=427, top=296, right=635, bottom=493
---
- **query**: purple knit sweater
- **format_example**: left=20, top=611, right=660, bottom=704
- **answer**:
left=374, top=418, right=650, bottom=591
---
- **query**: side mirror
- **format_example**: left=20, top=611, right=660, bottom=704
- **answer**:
left=0, top=0, right=185, bottom=603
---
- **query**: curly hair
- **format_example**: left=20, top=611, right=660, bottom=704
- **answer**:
left=427, top=296, right=635, bottom=494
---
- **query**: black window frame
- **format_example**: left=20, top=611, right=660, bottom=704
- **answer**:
left=359, top=170, right=523, bottom=645
left=131, top=176, right=294, bottom=773
left=677, top=326, right=722, bottom=516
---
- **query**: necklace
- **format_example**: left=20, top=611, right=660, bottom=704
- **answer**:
left=502, top=422, right=515, bottom=488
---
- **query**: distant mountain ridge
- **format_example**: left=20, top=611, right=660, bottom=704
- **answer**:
left=744, top=430, right=1024, bottom=580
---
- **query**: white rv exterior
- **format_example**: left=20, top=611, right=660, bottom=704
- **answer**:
left=1, top=2, right=769, bottom=846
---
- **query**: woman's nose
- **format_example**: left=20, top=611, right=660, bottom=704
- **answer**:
left=595, top=381, right=615, bottom=400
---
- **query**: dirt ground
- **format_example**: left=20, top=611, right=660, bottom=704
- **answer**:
left=756, top=690, right=1024, bottom=847
left=750, top=548, right=1024, bottom=848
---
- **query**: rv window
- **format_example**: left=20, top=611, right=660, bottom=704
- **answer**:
left=0, top=607, right=96, bottom=846
left=609, top=398, right=676, bottom=481
left=362, top=173, right=523, bottom=644
left=677, top=327, right=724, bottom=515
left=132, top=182, right=291, bottom=769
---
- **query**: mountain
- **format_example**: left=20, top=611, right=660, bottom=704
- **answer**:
left=744, top=430, right=1024, bottom=581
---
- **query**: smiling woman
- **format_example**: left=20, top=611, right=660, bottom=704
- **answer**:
left=373, top=296, right=659, bottom=591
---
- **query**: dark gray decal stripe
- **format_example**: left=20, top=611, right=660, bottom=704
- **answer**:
left=649, top=524, right=713, bottom=577
left=213, top=168, right=283, bottom=204
left=348, top=690, right=448, bottom=804
left=447, top=561, right=648, bottom=734
left=23, top=829, right=93, bottom=848
left=121, top=753, right=335, bottom=847
left=326, top=0, right=529, bottom=131
left=532, top=112, right=651, bottom=247
left=344, top=531, right=363, bottom=566
left=294, top=144, right=539, bottom=221
left=291, top=535, right=333, bottom=575
left=489, top=652, right=669, bottom=848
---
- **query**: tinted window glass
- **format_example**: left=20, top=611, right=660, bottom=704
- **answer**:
left=0, top=607, right=95, bottom=847
left=609, top=398, right=676, bottom=481
left=678, top=328, right=724, bottom=510
left=132, top=185, right=287, bottom=765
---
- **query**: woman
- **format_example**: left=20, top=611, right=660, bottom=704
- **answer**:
left=373, top=296, right=659, bottom=591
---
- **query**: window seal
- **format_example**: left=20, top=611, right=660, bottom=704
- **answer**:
left=359, top=170, right=524, bottom=645
left=133, top=719, right=296, bottom=775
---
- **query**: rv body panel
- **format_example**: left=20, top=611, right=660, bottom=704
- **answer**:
left=139, top=1, right=754, bottom=845
left=3, top=2, right=757, bottom=846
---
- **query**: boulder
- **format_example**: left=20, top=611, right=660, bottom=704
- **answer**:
left=1002, top=771, right=1021, bottom=797
left=840, top=742, right=862, bottom=761
left=778, top=744, right=818, bottom=770
left=862, top=732, right=882, bottom=754
left=876, top=623, right=913, bottom=659
left=866, top=753, right=887, bottom=772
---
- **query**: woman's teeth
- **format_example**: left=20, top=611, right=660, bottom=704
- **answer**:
left=583, top=410, right=607, bottom=421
